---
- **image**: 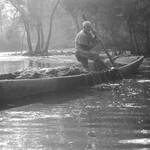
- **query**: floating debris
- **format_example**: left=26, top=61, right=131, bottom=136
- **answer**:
left=93, top=83, right=120, bottom=91
left=87, top=131, right=97, bottom=137
left=0, top=65, right=88, bottom=80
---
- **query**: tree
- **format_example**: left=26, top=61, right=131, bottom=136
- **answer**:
left=62, top=0, right=150, bottom=55
left=62, top=0, right=126, bottom=50
left=43, top=0, right=60, bottom=54
left=0, top=0, right=6, bottom=34
left=8, top=0, right=60, bottom=55
left=61, top=0, right=82, bottom=33
left=121, top=0, right=150, bottom=55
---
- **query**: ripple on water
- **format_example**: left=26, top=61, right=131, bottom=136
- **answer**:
left=119, top=138, right=150, bottom=145
left=1, top=110, right=72, bottom=122
left=137, top=80, right=150, bottom=83
left=0, top=79, right=150, bottom=149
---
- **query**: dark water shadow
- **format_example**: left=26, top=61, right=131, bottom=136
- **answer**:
left=0, top=79, right=150, bottom=149
left=0, top=87, right=95, bottom=111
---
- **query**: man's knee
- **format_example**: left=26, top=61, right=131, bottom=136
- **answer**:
left=88, top=53, right=99, bottom=60
left=76, top=54, right=88, bottom=67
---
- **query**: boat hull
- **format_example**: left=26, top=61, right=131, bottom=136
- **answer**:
left=0, top=56, right=144, bottom=102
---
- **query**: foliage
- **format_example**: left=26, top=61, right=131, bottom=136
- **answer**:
left=6, top=0, right=60, bottom=55
left=0, top=0, right=150, bottom=56
left=62, top=0, right=150, bottom=55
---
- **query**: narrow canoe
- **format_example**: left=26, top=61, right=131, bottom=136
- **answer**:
left=0, top=56, right=144, bottom=102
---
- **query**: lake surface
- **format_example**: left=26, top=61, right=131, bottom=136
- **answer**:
left=0, top=53, right=78, bottom=74
left=0, top=79, right=150, bottom=150
left=0, top=56, right=29, bottom=74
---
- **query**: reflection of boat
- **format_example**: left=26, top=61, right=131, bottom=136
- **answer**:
left=0, top=56, right=144, bottom=102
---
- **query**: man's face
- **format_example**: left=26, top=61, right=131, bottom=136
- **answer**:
left=84, top=25, right=92, bottom=32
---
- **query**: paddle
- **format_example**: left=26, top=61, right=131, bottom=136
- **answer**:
left=91, top=28, right=115, bottom=67
left=91, top=31, right=124, bottom=79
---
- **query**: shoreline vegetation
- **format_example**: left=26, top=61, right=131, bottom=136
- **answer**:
left=0, top=48, right=132, bottom=57
left=0, top=48, right=76, bottom=57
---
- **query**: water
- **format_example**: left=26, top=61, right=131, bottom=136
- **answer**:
left=0, top=56, right=29, bottom=74
left=0, top=79, right=150, bottom=150
left=0, top=53, right=78, bottom=74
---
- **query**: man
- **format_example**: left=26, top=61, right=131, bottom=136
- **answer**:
left=75, top=21, right=109, bottom=71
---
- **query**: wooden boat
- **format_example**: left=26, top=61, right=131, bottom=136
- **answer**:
left=0, top=56, right=144, bottom=102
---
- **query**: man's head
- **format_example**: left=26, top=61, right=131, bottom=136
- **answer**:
left=82, top=21, right=92, bottom=32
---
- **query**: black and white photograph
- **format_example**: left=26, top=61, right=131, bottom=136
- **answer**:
left=0, top=0, right=150, bottom=149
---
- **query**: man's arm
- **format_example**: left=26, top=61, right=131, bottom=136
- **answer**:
left=88, top=34, right=98, bottom=50
left=76, top=42, right=91, bottom=51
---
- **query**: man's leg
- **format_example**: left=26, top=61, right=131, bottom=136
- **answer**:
left=93, top=59, right=109, bottom=71
left=75, top=52, right=88, bottom=69
left=87, top=52, right=109, bottom=71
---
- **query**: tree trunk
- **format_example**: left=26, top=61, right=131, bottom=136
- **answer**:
left=35, top=22, right=45, bottom=54
left=132, top=27, right=140, bottom=54
left=0, top=9, right=3, bottom=34
left=35, top=24, right=41, bottom=54
left=145, top=21, right=150, bottom=55
left=21, top=29, right=26, bottom=53
left=61, top=2, right=80, bottom=33
left=43, top=0, right=60, bottom=54
left=9, top=0, right=33, bottom=54
left=40, top=23, right=44, bottom=50
left=24, top=21, right=33, bottom=54
left=128, top=24, right=136, bottom=54
left=70, top=12, right=80, bottom=33
left=128, top=20, right=140, bottom=54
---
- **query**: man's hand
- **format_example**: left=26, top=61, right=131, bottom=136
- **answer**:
left=110, top=67, right=118, bottom=71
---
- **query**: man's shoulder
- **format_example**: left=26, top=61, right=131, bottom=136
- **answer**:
left=76, top=30, right=87, bottom=40
left=79, top=30, right=85, bottom=34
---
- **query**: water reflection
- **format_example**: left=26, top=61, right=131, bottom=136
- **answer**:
left=0, top=59, right=29, bottom=74
left=0, top=79, right=150, bottom=149
left=0, top=55, right=78, bottom=74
